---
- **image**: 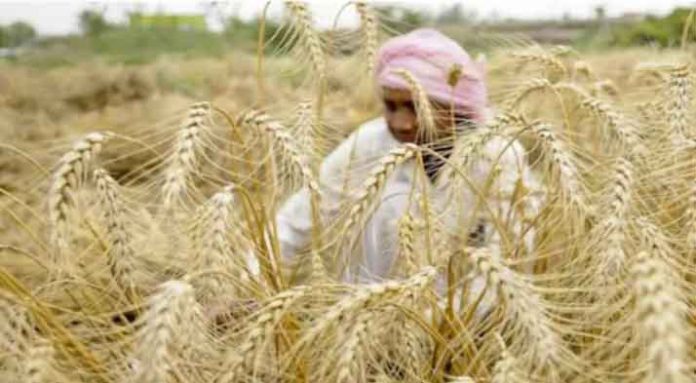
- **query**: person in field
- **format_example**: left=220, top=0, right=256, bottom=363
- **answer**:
left=276, top=28, right=542, bottom=290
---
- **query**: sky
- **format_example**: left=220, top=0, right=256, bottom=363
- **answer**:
left=0, top=0, right=694, bottom=35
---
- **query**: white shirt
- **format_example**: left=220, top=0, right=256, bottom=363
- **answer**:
left=276, top=116, right=543, bottom=286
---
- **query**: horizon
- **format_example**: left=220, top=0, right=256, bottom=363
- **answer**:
left=0, top=1, right=694, bottom=36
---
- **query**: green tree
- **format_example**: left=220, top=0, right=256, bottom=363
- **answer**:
left=376, top=5, right=429, bottom=33
left=79, top=10, right=110, bottom=37
left=0, top=26, right=7, bottom=47
left=5, top=21, right=36, bottom=47
left=436, top=4, right=476, bottom=25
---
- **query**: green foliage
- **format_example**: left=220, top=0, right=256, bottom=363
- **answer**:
left=613, top=8, right=693, bottom=47
left=79, top=10, right=113, bottom=37
left=129, top=13, right=207, bottom=31
left=222, top=16, right=282, bottom=51
left=0, top=21, right=36, bottom=47
left=375, top=5, right=429, bottom=34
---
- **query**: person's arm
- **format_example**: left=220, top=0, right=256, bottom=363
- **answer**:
left=275, top=126, right=365, bottom=264
left=471, top=136, right=544, bottom=266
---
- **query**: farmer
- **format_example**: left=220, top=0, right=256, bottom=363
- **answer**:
left=275, top=28, right=542, bottom=288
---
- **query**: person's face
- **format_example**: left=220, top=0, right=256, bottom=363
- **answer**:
left=382, top=87, right=459, bottom=144
left=383, top=88, right=419, bottom=143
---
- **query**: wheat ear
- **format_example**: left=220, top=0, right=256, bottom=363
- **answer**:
left=491, top=344, right=526, bottom=383
left=192, top=185, right=257, bottom=298
left=687, top=179, right=696, bottom=249
left=666, top=65, right=691, bottom=146
left=335, top=310, right=373, bottom=383
left=215, top=286, right=311, bottom=382
left=24, top=338, right=55, bottom=383
left=530, top=122, right=589, bottom=214
left=340, top=144, right=418, bottom=254
left=355, top=1, right=379, bottom=75
left=555, top=82, right=643, bottom=153
left=285, top=1, right=326, bottom=81
left=240, top=109, right=321, bottom=197
left=49, top=131, right=110, bottom=251
left=631, top=251, right=690, bottom=383
left=299, top=267, right=436, bottom=349
left=397, top=212, right=417, bottom=275
left=161, top=102, right=211, bottom=209
left=132, top=280, right=200, bottom=383
left=94, top=169, right=137, bottom=298
left=594, top=157, right=634, bottom=276
left=510, top=50, right=567, bottom=80
left=470, top=247, right=563, bottom=374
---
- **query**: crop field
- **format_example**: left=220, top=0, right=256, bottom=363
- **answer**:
left=1, top=2, right=695, bottom=382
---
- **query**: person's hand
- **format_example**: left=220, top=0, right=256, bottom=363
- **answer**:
left=204, top=298, right=259, bottom=330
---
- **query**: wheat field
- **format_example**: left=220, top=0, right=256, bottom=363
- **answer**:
left=1, top=2, right=696, bottom=383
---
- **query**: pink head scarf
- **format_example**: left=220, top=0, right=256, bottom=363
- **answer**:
left=376, top=28, right=488, bottom=124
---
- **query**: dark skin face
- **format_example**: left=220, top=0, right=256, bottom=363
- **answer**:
left=382, top=87, right=464, bottom=144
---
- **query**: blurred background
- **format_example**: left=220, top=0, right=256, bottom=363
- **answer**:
left=1, top=0, right=695, bottom=65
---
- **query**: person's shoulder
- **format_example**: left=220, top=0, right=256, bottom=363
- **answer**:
left=344, top=116, right=398, bottom=155
left=320, top=116, right=397, bottom=175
